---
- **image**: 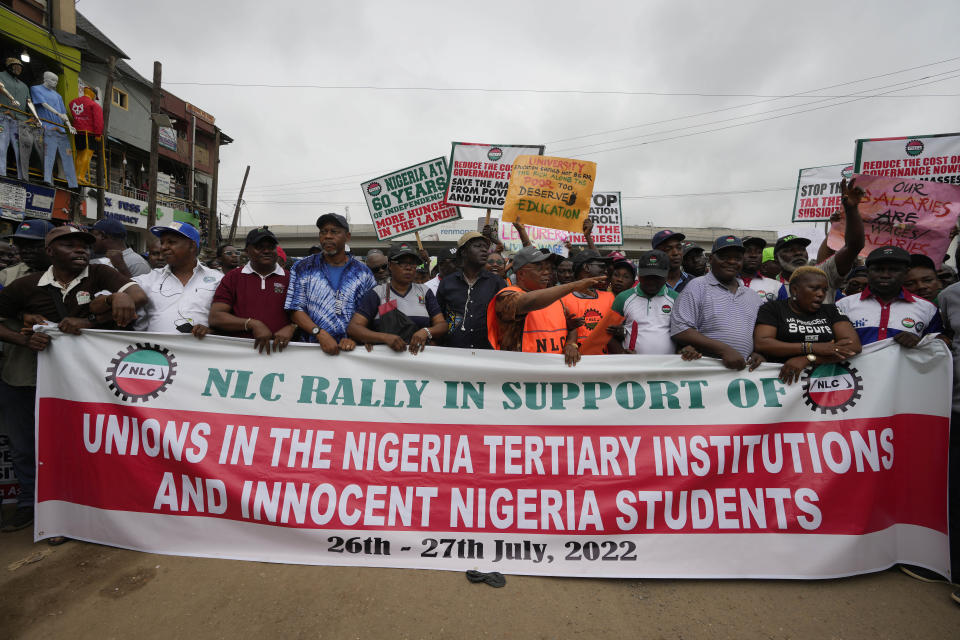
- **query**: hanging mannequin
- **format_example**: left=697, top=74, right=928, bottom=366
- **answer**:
left=0, top=58, right=35, bottom=181
left=30, top=71, right=78, bottom=188
left=69, top=86, right=103, bottom=185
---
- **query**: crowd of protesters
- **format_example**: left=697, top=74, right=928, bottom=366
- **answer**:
left=0, top=178, right=958, bottom=603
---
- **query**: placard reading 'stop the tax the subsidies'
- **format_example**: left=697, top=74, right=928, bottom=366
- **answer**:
left=502, top=155, right=597, bottom=233
left=444, top=142, right=545, bottom=209
left=855, top=132, right=960, bottom=185
left=362, top=157, right=461, bottom=241
left=791, top=164, right=853, bottom=222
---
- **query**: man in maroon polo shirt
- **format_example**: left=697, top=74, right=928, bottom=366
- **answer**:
left=209, top=227, right=296, bottom=354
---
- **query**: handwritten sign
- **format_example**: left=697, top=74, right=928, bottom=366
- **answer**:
left=362, top=157, right=461, bottom=241
left=792, top=164, right=853, bottom=222
left=502, top=155, right=597, bottom=233
left=444, top=142, right=544, bottom=209
left=498, top=222, right=570, bottom=253
left=827, top=174, right=960, bottom=267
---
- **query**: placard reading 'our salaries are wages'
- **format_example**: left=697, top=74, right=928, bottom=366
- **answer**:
left=444, top=142, right=545, bottom=209
left=362, top=157, right=461, bottom=241
left=855, top=132, right=960, bottom=185
left=502, top=156, right=597, bottom=233
left=827, top=173, right=960, bottom=267
left=568, top=192, right=623, bottom=245
left=791, top=164, right=853, bottom=222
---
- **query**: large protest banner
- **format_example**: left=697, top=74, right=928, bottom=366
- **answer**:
left=568, top=192, right=623, bottom=245
left=362, top=158, right=460, bottom=241
left=36, top=332, right=950, bottom=579
left=855, top=132, right=960, bottom=185
left=827, top=174, right=960, bottom=266
left=502, top=156, right=597, bottom=233
left=792, top=164, right=853, bottom=223
left=444, top=142, right=545, bottom=209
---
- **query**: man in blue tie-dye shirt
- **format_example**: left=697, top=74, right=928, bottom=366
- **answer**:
left=285, top=213, right=375, bottom=355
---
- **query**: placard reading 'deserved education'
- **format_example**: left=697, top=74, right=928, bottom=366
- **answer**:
left=362, top=157, right=461, bottom=241
left=502, top=156, right=597, bottom=233
left=444, top=142, right=545, bottom=209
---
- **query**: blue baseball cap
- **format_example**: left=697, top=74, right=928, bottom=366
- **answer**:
left=712, top=235, right=744, bottom=253
left=92, top=217, right=127, bottom=238
left=652, top=229, right=686, bottom=249
left=150, top=221, right=200, bottom=248
left=6, top=219, right=54, bottom=241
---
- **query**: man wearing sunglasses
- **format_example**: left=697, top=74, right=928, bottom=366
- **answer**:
left=365, top=249, right=389, bottom=285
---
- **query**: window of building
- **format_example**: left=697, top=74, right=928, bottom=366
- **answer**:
left=112, top=88, right=128, bottom=110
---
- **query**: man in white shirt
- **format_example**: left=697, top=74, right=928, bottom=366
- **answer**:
left=134, top=222, right=222, bottom=336
left=90, top=218, right=151, bottom=277
left=739, top=236, right=780, bottom=301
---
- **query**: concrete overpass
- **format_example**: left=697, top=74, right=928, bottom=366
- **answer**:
left=234, top=220, right=779, bottom=259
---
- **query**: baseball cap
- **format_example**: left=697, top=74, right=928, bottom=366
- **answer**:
left=45, top=224, right=95, bottom=247
left=5, top=58, right=21, bottom=68
left=612, top=257, right=637, bottom=278
left=316, top=212, right=349, bottom=232
left=742, top=236, right=767, bottom=249
left=774, top=235, right=812, bottom=254
left=457, top=231, right=490, bottom=251
left=762, top=247, right=776, bottom=264
left=909, top=253, right=936, bottom=270
left=865, top=246, right=910, bottom=267
left=571, top=249, right=611, bottom=268
left=150, top=221, right=201, bottom=248
left=636, top=250, right=669, bottom=277
left=388, top=242, right=422, bottom=263
left=92, top=217, right=127, bottom=238
left=7, top=219, right=54, bottom=241
left=245, top=227, right=278, bottom=246
left=652, top=229, right=686, bottom=249
left=606, top=250, right=626, bottom=261
left=681, top=242, right=704, bottom=257
left=712, top=235, right=744, bottom=253
left=512, top=244, right=550, bottom=270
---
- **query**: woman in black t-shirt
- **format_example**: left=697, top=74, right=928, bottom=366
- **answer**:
left=753, top=266, right=861, bottom=384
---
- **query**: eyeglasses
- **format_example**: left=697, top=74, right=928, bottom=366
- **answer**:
left=370, top=264, right=389, bottom=272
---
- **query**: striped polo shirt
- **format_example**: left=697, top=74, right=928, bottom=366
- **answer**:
left=670, top=271, right=764, bottom=359
left=836, top=286, right=942, bottom=345
left=612, top=284, right=678, bottom=354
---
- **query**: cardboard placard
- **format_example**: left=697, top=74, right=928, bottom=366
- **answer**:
left=855, top=132, right=960, bottom=186
left=568, top=191, right=623, bottom=245
left=444, top=142, right=545, bottom=209
left=502, top=156, right=597, bottom=233
left=362, top=157, right=461, bottom=241
left=827, top=173, right=960, bottom=267
left=792, top=164, right=853, bottom=222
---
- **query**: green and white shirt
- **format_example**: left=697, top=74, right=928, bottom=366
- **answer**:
left=611, top=284, right=678, bottom=354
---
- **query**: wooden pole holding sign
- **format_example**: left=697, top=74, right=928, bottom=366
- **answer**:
left=414, top=231, right=423, bottom=251
left=485, top=208, right=491, bottom=226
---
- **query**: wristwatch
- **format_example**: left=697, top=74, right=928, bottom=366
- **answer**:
left=311, top=326, right=321, bottom=336
left=806, top=354, right=817, bottom=363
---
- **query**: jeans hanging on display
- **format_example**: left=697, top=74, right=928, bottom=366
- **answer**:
left=0, top=113, right=19, bottom=179
left=42, top=127, right=77, bottom=188
left=17, top=122, right=42, bottom=182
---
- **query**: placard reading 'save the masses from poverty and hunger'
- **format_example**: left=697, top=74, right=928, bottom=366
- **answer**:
left=444, top=142, right=545, bottom=209
left=791, top=164, right=853, bottom=223
left=362, top=157, right=461, bottom=241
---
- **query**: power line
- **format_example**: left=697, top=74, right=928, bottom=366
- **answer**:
left=567, top=71, right=960, bottom=158
left=546, top=54, right=960, bottom=145
left=554, top=68, right=960, bottom=155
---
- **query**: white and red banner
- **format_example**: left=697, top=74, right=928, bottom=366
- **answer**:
left=569, top=191, right=623, bottom=245
left=444, top=142, right=545, bottom=209
left=791, top=164, right=853, bottom=222
left=36, top=332, right=951, bottom=579
left=361, top=157, right=461, bottom=241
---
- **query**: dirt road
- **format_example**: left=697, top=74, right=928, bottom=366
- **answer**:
left=1, top=522, right=956, bottom=639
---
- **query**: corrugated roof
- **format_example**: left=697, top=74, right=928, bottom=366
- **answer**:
left=75, top=12, right=128, bottom=59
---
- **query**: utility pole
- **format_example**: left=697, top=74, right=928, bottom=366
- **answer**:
left=146, top=60, right=161, bottom=228
left=96, top=55, right=117, bottom=220
left=228, top=164, right=250, bottom=245
left=207, top=129, right=220, bottom=251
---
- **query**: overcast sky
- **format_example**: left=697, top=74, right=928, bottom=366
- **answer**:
left=79, top=0, right=960, bottom=233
